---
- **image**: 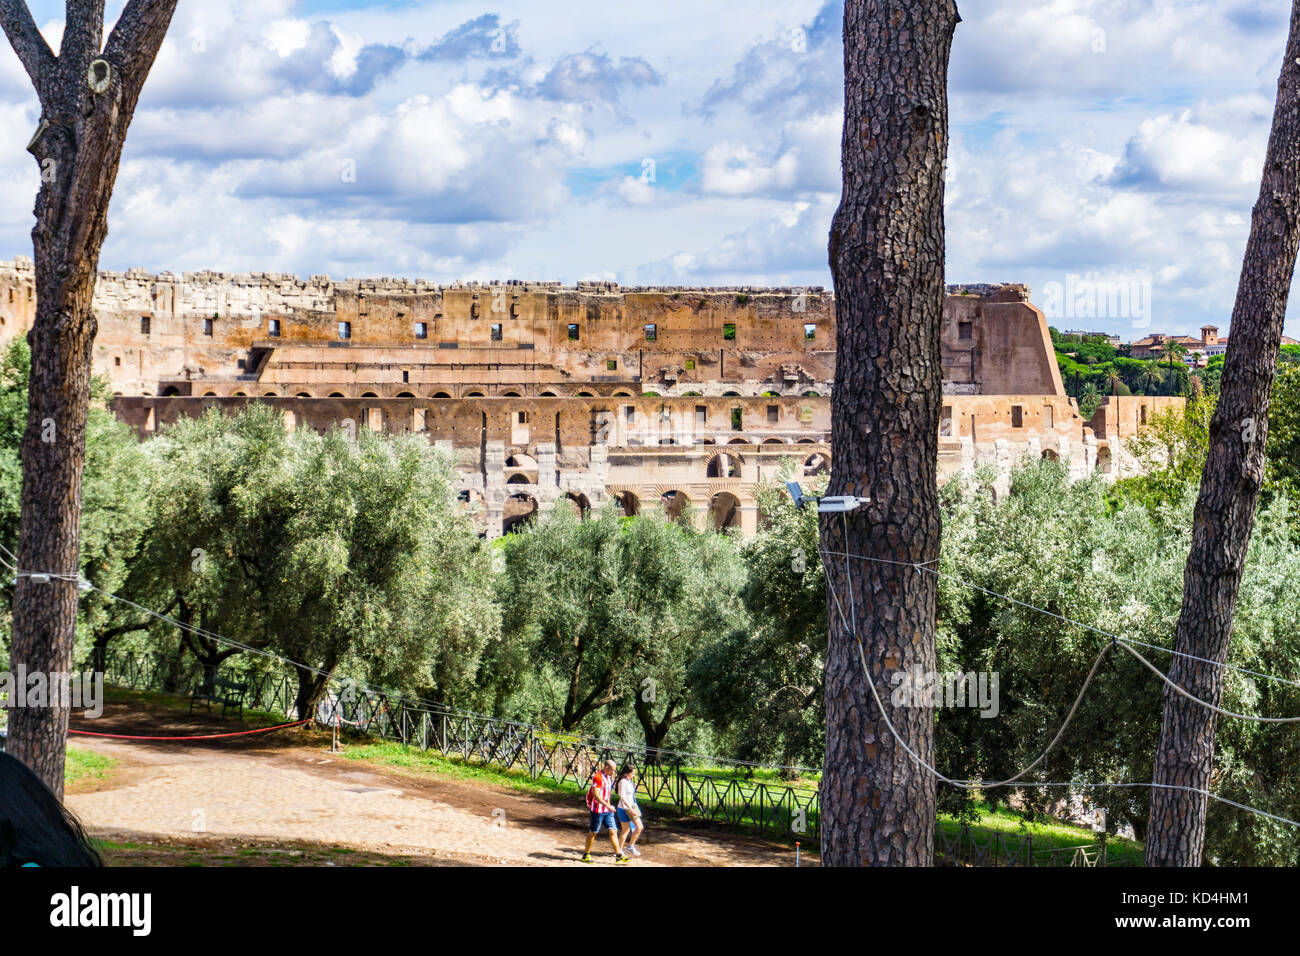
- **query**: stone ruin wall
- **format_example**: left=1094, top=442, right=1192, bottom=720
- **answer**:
left=0, top=258, right=1184, bottom=534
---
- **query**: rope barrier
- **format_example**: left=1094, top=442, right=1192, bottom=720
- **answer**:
left=68, top=718, right=313, bottom=741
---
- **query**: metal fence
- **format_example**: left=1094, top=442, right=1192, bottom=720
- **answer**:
left=80, top=649, right=1129, bottom=863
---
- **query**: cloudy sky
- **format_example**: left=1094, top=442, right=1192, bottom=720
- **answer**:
left=1, top=0, right=1296, bottom=338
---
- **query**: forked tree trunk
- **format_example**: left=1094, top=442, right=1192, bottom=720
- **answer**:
left=1, top=0, right=177, bottom=798
left=1146, top=1, right=1300, bottom=866
left=820, top=0, right=959, bottom=866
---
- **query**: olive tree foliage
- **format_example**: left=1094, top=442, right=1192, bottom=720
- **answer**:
left=690, top=473, right=828, bottom=772
left=102, top=405, right=499, bottom=715
left=938, top=459, right=1300, bottom=864
left=495, top=505, right=746, bottom=749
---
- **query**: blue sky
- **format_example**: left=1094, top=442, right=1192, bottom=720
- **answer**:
left=1, top=0, right=1297, bottom=339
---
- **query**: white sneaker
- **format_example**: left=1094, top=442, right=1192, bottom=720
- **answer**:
left=629, top=845, right=642, bottom=857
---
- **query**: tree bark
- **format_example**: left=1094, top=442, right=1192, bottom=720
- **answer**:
left=1, top=0, right=177, bottom=798
left=1146, top=1, right=1300, bottom=866
left=820, top=0, right=959, bottom=867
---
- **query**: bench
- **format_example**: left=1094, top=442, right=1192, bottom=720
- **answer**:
left=190, top=677, right=249, bottom=718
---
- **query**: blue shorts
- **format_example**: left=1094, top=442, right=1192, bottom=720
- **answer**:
left=588, top=810, right=617, bottom=833
left=616, top=807, right=639, bottom=832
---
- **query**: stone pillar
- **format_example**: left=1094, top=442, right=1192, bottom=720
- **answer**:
left=536, top=442, right=558, bottom=489
left=484, top=440, right=506, bottom=539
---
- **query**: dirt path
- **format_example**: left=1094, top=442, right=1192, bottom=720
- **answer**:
left=66, top=699, right=813, bottom=867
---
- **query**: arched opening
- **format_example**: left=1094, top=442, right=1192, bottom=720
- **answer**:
left=1042, top=448, right=1060, bottom=461
left=397, top=391, right=415, bottom=398
left=361, top=392, right=378, bottom=398
left=727, top=437, right=748, bottom=445
left=804, top=452, right=830, bottom=477
left=329, top=392, right=346, bottom=398
left=660, top=490, right=691, bottom=526
left=506, top=474, right=530, bottom=485
left=722, top=391, right=741, bottom=397
left=1097, top=446, right=1113, bottom=475
left=457, top=489, right=487, bottom=536
left=202, top=391, right=217, bottom=397
left=263, top=391, right=278, bottom=397
left=503, top=493, right=538, bottom=535
left=506, top=453, right=538, bottom=470
left=563, top=492, right=591, bottom=517
left=432, top=392, right=452, bottom=398
left=797, top=438, right=816, bottom=444
left=540, top=391, right=558, bottom=397
left=501, top=391, right=522, bottom=397
left=802, top=391, right=821, bottom=398
left=466, top=391, right=485, bottom=397
left=762, top=437, right=786, bottom=445
left=613, top=391, right=633, bottom=397
left=614, top=491, right=640, bottom=517
left=296, top=392, right=312, bottom=398
left=709, top=492, right=742, bottom=532
left=233, top=391, right=247, bottom=397
left=161, top=386, right=181, bottom=397
left=682, top=391, right=703, bottom=397
left=577, top=391, right=595, bottom=397
left=706, top=452, right=741, bottom=478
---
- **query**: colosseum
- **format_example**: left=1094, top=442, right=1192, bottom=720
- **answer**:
left=0, top=257, right=1180, bottom=537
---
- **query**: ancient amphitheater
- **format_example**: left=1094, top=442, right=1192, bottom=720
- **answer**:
left=0, top=257, right=1180, bottom=537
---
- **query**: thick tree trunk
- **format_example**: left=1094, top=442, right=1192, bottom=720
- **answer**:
left=1, top=0, right=178, bottom=797
left=820, top=0, right=959, bottom=867
left=1146, top=1, right=1300, bottom=866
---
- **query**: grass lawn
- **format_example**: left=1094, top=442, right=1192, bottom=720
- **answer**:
left=65, top=745, right=117, bottom=785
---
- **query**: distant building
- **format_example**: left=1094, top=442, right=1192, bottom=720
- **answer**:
left=1061, top=329, right=1122, bottom=347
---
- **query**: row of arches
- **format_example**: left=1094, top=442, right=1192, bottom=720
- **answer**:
left=164, top=387, right=826, bottom=400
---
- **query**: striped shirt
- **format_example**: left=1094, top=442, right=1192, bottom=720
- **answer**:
left=586, top=771, right=612, bottom=812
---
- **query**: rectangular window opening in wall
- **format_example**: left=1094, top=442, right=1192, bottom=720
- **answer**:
left=140, top=316, right=150, bottom=335
left=1044, top=405, right=1054, bottom=428
left=414, top=322, right=427, bottom=339
left=958, top=321, right=973, bottom=341
left=236, top=359, right=246, bottom=370
left=767, top=405, right=778, bottom=423
left=695, top=405, right=707, bottom=425
left=268, top=318, right=281, bottom=337
left=731, top=408, right=742, bottom=431
left=568, top=324, right=580, bottom=341
left=644, top=324, right=657, bottom=341
left=402, top=370, right=409, bottom=384
left=491, top=323, right=502, bottom=341
left=518, top=411, right=529, bottom=425
left=685, top=359, right=696, bottom=370
left=803, top=323, right=816, bottom=340
left=606, top=359, right=617, bottom=371
left=338, top=321, right=351, bottom=340
left=723, top=323, right=736, bottom=341
left=114, top=356, right=121, bottom=367
left=203, top=318, right=213, bottom=336
left=624, top=405, right=635, bottom=422
left=1011, top=405, right=1023, bottom=428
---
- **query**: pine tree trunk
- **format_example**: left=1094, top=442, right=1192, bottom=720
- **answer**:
left=1, top=0, right=178, bottom=798
left=1146, top=1, right=1300, bottom=866
left=820, top=0, right=959, bottom=867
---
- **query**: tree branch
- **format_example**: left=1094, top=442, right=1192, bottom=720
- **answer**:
left=0, top=0, right=56, bottom=98
left=57, top=1, right=105, bottom=90
left=103, top=0, right=177, bottom=103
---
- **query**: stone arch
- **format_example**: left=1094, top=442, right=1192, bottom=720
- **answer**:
left=501, top=390, right=522, bottom=397
left=540, top=391, right=559, bottom=397
left=762, top=437, right=786, bottom=445
left=1042, top=448, right=1060, bottom=461
left=432, top=391, right=452, bottom=398
left=296, top=391, right=312, bottom=398
left=577, top=391, right=595, bottom=397
left=466, top=390, right=485, bottom=397
left=614, top=491, right=640, bottom=517
left=802, top=390, right=821, bottom=397
left=722, top=390, right=742, bottom=397
left=727, top=437, right=748, bottom=445
left=709, top=492, right=742, bottom=532
left=263, top=391, right=278, bottom=397
left=161, top=385, right=181, bottom=397
left=506, top=474, right=530, bottom=485
left=361, top=392, right=378, bottom=398
left=660, top=489, right=691, bottom=525
left=396, top=391, right=415, bottom=398
left=706, top=451, right=742, bottom=478
left=502, top=493, right=538, bottom=535
left=329, top=391, right=346, bottom=398
left=1097, top=445, right=1113, bottom=475
left=233, top=391, right=247, bottom=397
left=564, top=491, right=592, bottom=516
left=202, top=391, right=217, bottom=397
left=804, top=452, right=830, bottom=477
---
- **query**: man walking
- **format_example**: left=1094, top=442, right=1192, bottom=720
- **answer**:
left=581, top=759, right=629, bottom=864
